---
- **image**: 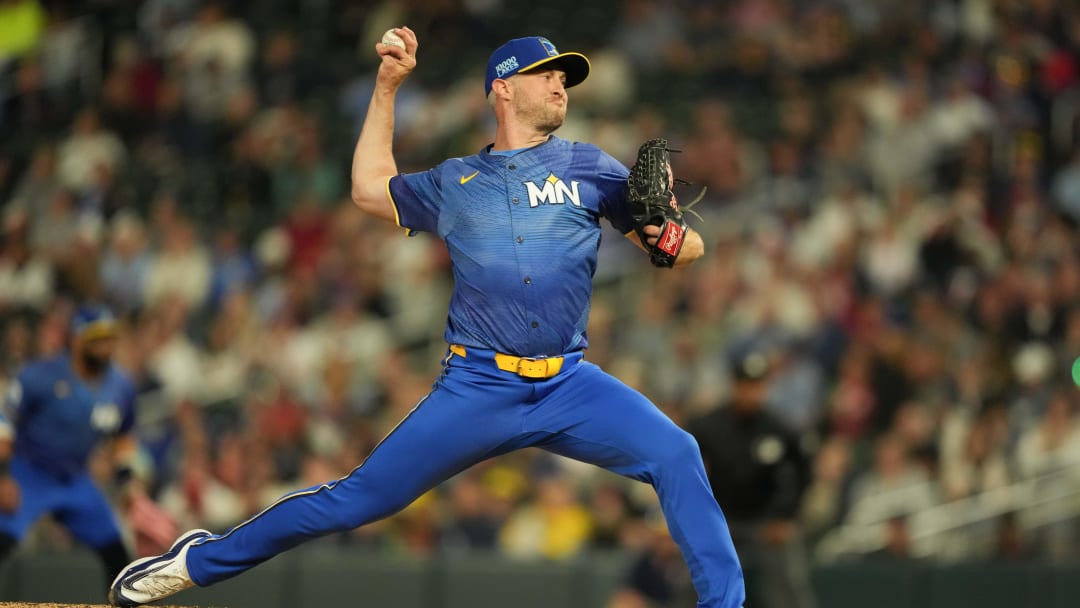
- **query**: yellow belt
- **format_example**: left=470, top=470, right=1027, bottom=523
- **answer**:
left=449, top=344, right=565, bottom=379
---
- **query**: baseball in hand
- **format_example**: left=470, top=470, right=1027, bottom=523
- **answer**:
left=381, top=28, right=405, bottom=50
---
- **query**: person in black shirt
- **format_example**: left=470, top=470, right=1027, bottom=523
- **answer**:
left=687, top=351, right=816, bottom=608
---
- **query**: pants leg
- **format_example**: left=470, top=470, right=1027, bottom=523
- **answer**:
left=54, top=473, right=126, bottom=549
left=95, top=540, right=133, bottom=593
left=49, top=472, right=129, bottom=595
left=0, top=533, right=16, bottom=563
left=527, top=362, right=745, bottom=608
left=0, top=457, right=62, bottom=543
left=759, top=534, right=816, bottom=608
left=187, top=364, right=534, bottom=586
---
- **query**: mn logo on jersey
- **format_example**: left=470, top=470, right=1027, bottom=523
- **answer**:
left=525, top=173, right=581, bottom=208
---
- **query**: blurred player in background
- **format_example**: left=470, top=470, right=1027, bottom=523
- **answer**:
left=688, top=352, right=815, bottom=608
left=110, top=27, right=744, bottom=608
left=0, top=305, right=164, bottom=593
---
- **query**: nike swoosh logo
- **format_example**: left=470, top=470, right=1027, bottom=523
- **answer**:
left=460, top=171, right=480, bottom=185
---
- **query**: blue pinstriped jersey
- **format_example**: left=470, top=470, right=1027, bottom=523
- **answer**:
left=2, top=355, right=136, bottom=480
left=388, top=136, right=635, bottom=357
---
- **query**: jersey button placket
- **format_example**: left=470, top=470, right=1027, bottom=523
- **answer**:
left=510, top=159, right=538, bottom=334
left=508, top=160, right=519, bottom=206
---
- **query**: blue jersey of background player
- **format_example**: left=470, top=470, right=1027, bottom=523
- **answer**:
left=0, top=306, right=137, bottom=593
left=111, top=30, right=745, bottom=608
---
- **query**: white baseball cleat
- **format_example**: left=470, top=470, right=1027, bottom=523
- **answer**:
left=108, top=529, right=211, bottom=606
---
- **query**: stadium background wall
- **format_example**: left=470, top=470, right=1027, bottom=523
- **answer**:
left=2, top=548, right=1079, bottom=608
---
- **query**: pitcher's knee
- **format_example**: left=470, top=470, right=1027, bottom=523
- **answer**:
left=650, top=428, right=705, bottom=473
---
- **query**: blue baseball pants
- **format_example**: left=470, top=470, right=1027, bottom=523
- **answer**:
left=0, top=456, right=124, bottom=549
left=187, top=348, right=745, bottom=608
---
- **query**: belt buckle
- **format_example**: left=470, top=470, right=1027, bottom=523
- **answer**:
left=515, top=357, right=546, bottom=378
left=517, top=356, right=563, bottom=379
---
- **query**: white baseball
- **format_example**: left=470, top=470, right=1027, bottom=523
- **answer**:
left=381, top=29, right=405, bottom=50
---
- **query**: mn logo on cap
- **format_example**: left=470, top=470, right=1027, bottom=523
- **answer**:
left=539, top=38, right=558, bottom=57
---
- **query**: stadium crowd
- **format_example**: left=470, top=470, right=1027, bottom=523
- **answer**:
left=2, top=0, right=1080, bottom=592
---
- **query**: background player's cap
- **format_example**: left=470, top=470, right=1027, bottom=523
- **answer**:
left=485, top=36, right=590, bottom=96
left=71, top=305, right=118, bottom=341
left=731, top=351, right=770, bottom=382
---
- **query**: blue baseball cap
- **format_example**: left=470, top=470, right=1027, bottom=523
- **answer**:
left=71, top=305, right=118, bottom=341
left=485, top=36, right=590, bottom=96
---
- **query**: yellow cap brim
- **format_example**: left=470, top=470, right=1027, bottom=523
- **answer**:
left=517, top=51, right=591, bottom=88
left=77, top=320, right=118, bottom=341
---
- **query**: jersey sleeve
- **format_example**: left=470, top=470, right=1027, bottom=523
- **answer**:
left=594, top=150, right=634, bottom=235
left=0, top=380, right=19, bottom=439
left=387, top=164, right=446, bottom=235
left=0, top=371, right=32, bottom=440
left=117, top=375, right=137, bottom=436
left=4, top=371, right=33, bottom=421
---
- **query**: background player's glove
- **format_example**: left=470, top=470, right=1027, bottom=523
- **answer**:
left=627, top=138, right=690, bottom=268
left=0, top=474, right=19, bottom=514
left=124, top=483, right=179, bottom=556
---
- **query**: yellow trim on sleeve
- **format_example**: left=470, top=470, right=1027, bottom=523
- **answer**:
left=385, top=176, right=411, bottom=235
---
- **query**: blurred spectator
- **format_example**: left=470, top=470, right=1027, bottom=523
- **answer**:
left=198, top=293, right=255, bottom=410
left=159, top=449, right=247, bottom=532
left=607, top=517, right=696, bottom=608
left=1, top=57, right=59, bottom=141
left=37, top=3, right=93, bottom=94
left=800, top=438, right=854, bottom=542
left=137, top=0, right=197, bottom=59
left=169, top=1, right=255, bottom=124
left=864, top=515, right=915, bottom=562
left=991, top=512, right=1032, bottom=562
left=500, top=472, right=593, bottom=561
left=610, top=0, right=690, bottom=74
left=588, top=481, right=636, bottom=550
left=1015, top=391, right=1080, bottom=478
left=207, top=225, right=258, bottom=310
left=143, top=217, right=211, bottom=311
left=56, top=108, right=126, bottom=198
left=441, top=472, right=503, bottom=553
left=845, top=434, right=938, bottom=526
left=765, top=343, right=827, bottom=434
left=6, top=145, right=61, bottom=216
left=144, top=297, right=202, bottom=402
left=1051, top=150, right=1080, bottom=222
left=940, top=400, right=1012, bottom=501
left=257, top=29, right=307, bottom=107
left=0, top=211, right=53, bottom=313
left=29, top=188, right=79, bottom=262
left=100, top=212, right=152, bottom=315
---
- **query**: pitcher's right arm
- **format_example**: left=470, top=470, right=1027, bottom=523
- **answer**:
left=350, top=26, right=419, bottom=224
